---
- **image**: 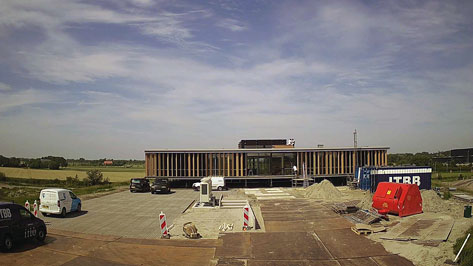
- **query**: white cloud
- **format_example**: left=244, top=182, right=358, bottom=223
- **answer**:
left=0, top=82, right=12, bottom=91
left=216, top=18, right=247, bottom=32
left=0, top=89, right=54, bottom=113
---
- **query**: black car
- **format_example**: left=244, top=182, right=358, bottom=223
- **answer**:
left=130, top=178, right=150, bottom=192
left=150, top=178, right=171, bottom=194
left=0, top=202, right=47, bottom=251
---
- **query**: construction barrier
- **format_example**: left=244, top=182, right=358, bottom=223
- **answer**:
left=25, top=200, right=30, bottom=212
left=33, top=200, right=38, bottom=217
left=243, top=204, right=249, bottom=230
left=159, top=211, right=169, bottom=238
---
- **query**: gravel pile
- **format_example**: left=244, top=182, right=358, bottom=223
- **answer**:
left=421, top=190, right=463, bottom=218
left=357, top=192, right=373, bottom=209
left=305, top=179, right=342, bottom=200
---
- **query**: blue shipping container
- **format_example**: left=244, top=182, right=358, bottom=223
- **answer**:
left=358, top=166, right=432, bottom=193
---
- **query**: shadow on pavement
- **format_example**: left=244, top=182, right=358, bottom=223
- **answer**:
left=3, top=235, right=56, bottom=253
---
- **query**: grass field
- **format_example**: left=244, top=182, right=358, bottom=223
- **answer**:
left=0, top=166, right=144, bottom=183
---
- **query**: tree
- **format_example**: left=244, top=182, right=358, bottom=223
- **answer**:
left=29, top=159, right=42, bottom=169
left=48, top=161, right=60, bottom=170
left=84, top=169, right=103, bottom=185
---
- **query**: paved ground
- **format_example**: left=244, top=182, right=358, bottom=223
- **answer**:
left=214, top=198, right=414, bottom=265
left=0, top=229, right=219, bottom=266
left=40, top=189, right=200, bottom=239
left=1, top=188, right=415, bottom=265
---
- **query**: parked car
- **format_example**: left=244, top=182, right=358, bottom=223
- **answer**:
left=130, top=178, right=150, bottom=192
left=0, top=202, right=47, bottom=251
left=150, top=178, right=171, bottom=194
left=192, top=176, right=226, bottom=191
left=39, top=188, right=82, bottom=218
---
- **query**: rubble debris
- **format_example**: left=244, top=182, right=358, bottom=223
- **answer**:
left=357, top=192, right=373, bottom=210
left=331, top=202, right=358, bottom=214
left=345, top=209, right=384, bottom=225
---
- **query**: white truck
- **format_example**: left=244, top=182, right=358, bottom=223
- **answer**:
left=192, top=176, right=226, bottom=191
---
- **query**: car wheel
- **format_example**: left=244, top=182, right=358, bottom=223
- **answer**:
left=77, top=203, right=81, bottom=212
left=61, top=208, right=67, bottom=218
left=41, top=212, right=48, bottom=216
left=36, top=227, right=46, bottom=242
left=2, top=234, right=13, bottom=251
left=218, top=186, right=223, bottom=191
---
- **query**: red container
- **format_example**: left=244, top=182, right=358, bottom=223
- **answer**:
left=372, top=182, right=423, bottom=217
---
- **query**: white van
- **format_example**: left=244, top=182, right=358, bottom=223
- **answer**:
left=39, top=188, right=82, bottom=218
left=192, top=176, right=226, bottom=191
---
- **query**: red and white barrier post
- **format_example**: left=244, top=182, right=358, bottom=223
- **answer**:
left=243, top=204, right=249, bottom=230
left=25, top=200, right=30, bottom=212
left=159, top=211, right=169, bottom=238
left=33, top=200, right=38, bottom=217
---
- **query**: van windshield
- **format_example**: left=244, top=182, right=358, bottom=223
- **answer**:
left=131, top=179, right=142, bottom=184
left=156, top=179, right=168, bottom=184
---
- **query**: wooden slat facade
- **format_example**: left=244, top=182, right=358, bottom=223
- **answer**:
left=144, top=148, right=389, bottom=179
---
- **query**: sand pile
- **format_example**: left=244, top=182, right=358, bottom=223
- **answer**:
left=421, top=190, right=463, bottom=218
left=305, top=179, right=342, bottom=200
left=357, top=192, right=373, bottom=209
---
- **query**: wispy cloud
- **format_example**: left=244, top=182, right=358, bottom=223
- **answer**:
left=216, top=18, right=247, bottom=32
left=0, top=0, right=472, bottom=158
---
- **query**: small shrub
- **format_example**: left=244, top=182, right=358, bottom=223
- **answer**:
left=458, top=174, right=464, bottom=180
left=438, top=173, right=442, bottom=180
left=444, top=191, right=452, bottom=200
left=84, top=169, right=103, bottom=186
left=453, top=225, right=473, bottom=265
left=0, top=172, right=6, bottom=181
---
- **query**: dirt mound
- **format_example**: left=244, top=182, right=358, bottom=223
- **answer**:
left=421, top=190, right=463, bottom=218
left=357, top=192, right=373, bottom=209
left=305, top=179, right=342, bottom=200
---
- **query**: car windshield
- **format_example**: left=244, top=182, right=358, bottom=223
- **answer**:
left=131, top=179, right=142, bottom=184
left=156, top=179, right=168, bottom=184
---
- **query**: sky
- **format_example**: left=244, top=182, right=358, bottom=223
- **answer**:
left=0, top=0, right=472, bottom=160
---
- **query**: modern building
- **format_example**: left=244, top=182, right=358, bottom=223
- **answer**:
left=451, top=148, right=473, bottom=164
left=145, top=139, right=389, bottom=185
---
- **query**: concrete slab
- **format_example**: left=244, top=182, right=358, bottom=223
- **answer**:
left=380, top=214, right=454, bottom=242
left=250, top=232, right=332, bottom=260
left=265, top=218, right=352, bottom=232
left=249, top=260, right=339, bottom=266
left=215, top=233, right=251, bottom=259
left=337, top=258, right=378, bottom=266
left=61, top=256, right=132, bottom=266
left=88, top=241, right=215, bottom=266
left=0, top=245, right=77, bottom=266
left=372, top=255, right=414, bottom=266
left=315, top=228, right=390, bottom=259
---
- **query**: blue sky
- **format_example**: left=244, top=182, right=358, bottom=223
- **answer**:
left=0, top=0, right=472, bottom=159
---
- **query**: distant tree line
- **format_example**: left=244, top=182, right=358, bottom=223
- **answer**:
left=0, top=155, right=67, bottom=170
left=67, top=158, right=144, bottom=167
left=388, top=151, right=472, bottom=172
left=0, top=155, right=144, bottom=170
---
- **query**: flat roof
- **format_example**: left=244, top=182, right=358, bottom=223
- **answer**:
left=145, top=146, right=390, bottom=153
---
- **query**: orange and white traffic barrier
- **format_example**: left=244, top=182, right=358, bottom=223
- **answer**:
left=33, top=200, right=38, bottom=217
left=25, top=200, right=30, bottom=211
left=159, top=211, right=169, bottom=238
left=243, top=204, right=249, bottom=230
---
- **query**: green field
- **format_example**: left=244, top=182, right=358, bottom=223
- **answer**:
left=0, top=166, right=145, bottom=183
